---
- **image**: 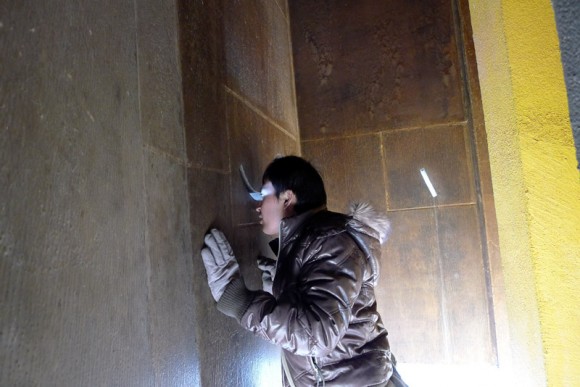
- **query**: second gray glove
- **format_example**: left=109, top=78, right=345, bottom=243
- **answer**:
left=257, top=256, right=277, bottom=294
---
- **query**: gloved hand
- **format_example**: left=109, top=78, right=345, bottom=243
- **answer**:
left=257, top=256, right=277, bottom=294
left=201, top=229, right=240, bottom=302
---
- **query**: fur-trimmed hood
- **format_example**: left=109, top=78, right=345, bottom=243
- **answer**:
left=272, top=203, right=390, bottom=286
left=348, top=202, right=391, bottom=244
left=346, top=203, right=390, bottom=286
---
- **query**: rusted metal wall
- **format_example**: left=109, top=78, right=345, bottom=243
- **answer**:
left=291, top=0, right=498, bottom=365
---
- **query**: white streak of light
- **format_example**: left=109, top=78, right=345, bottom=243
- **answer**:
left=420, top=168, right=438, bottom=198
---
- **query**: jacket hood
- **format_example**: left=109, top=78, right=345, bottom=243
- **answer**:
left=273, top=204, right=390, bottom=285
left=346, top=203, right=391, bottom=286
left=348, top=203, right=391, bottom=244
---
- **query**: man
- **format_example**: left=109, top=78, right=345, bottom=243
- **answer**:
left=201, top=156, right=406, bottom=387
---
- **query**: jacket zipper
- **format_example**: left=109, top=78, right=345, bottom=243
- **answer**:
left=277, top=222, right=283, bottom=260
left=280, top=220, right=325, bottom=387
left=309, top=357, right=325, bottom=387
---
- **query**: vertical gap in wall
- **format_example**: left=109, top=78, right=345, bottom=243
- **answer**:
left=225, top=89, right=236, bottom=230
left=285, top=0, right=302, bottom=154
left=173, top=0, right=188, bottom=166
left=451, top=0, right=499, bottom=365
left=379, top=131, right=390, bottom=213
left=132, top=0, right=156, bottom=380
left=433, top=203, right=452, bottom=361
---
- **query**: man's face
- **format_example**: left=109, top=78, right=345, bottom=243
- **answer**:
left=256, top=181, right=287, bottom=236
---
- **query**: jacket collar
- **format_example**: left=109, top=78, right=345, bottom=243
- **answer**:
left=269, top=205, right=326, bottom=256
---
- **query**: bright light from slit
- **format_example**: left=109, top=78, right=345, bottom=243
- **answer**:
left=396, top=363, right=513, bottom=387
left=253, top=350, right=283, bottom=387
left=420, top=168, right=438, bottom=198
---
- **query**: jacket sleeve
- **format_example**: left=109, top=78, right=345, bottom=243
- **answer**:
left=218, top=232, right=366, bottom=357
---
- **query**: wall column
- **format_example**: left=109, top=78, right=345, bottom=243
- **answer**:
left=469, top=0, right=580, bottom=385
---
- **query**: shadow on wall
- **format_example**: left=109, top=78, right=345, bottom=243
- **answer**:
left=552, top=0, right=580, bottom=168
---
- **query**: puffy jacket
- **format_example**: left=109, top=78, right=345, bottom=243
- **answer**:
left=218, top=204, right=395, bottom=386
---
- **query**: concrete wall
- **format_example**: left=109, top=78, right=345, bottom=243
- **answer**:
left=0, top=0, right=298, bottom=385
left=0, top=0, right=197, bottom=385
left=469, top=0, right=580, bottom=386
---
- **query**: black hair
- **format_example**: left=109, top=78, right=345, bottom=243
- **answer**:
left=262, top=156, right=327, bottom=215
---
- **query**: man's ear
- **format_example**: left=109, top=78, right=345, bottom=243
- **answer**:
left=280, top=190, right=297, bottom=209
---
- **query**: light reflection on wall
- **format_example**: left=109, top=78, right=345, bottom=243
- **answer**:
left=252, top=357, right=516, bottom=386
left=397, top=363, right=514, bottom=387
left=251, top=348, right=282, bottom=387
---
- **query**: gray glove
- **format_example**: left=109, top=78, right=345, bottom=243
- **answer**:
left=257, top=256, right=276, bottom=294
left=201, top=229, right=240, bottom=302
